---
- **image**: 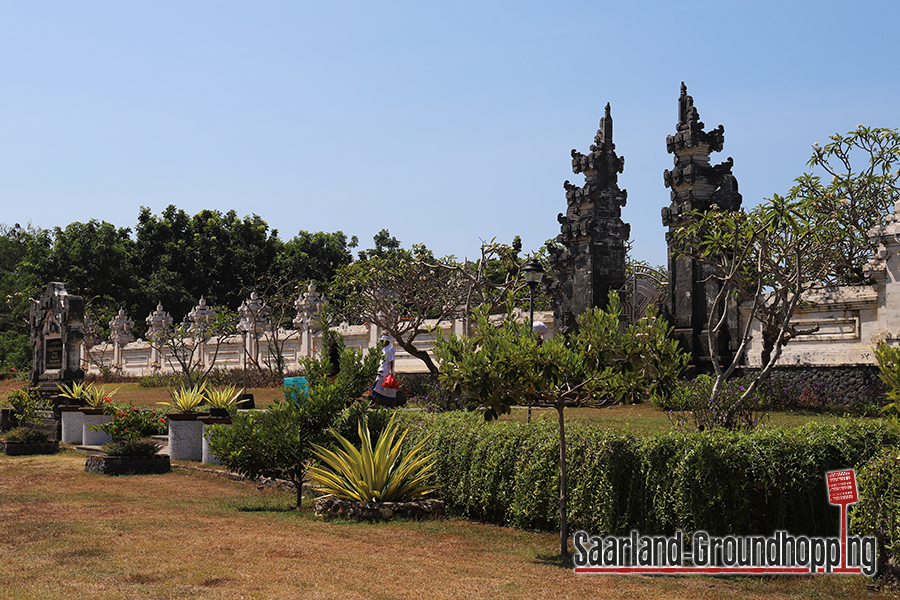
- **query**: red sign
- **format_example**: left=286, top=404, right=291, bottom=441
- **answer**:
left=826, top=469, right=858, bottom=505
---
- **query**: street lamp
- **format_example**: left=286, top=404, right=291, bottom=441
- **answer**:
left=523, top=259, right=544, bottom=423
left=523, top=259, right=544, bottom=330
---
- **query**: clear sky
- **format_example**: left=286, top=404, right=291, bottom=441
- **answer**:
left=1, top=1, right=898, bottom=268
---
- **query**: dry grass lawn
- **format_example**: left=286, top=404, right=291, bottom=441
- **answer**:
left=0, top=450, right=892, bottom=600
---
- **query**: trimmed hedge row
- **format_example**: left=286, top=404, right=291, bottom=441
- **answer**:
left=402, top=412, right=896, bottom=537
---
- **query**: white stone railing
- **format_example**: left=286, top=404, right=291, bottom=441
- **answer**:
left=82, top=311, right=556, bottom=377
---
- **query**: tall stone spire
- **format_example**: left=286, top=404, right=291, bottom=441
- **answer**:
left=662, top=83, right=742, bottom=372
left=548, top=103, right=631, bottom=335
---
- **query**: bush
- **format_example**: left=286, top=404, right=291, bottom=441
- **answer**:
left=403, top=413, right=897, bottom=537
left=102, top=439, right=162, bottom=457
left=4, top=387, right=45, bottom=423
left=405, top=373, right=478, bottom=412
left=92, top=406, right=168, bottom=440
left=851, top=448, right=900, bottom=582
left=3, top=426, right=49, bottom=443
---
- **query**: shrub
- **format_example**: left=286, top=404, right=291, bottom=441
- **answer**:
left=402, top=413, right=897, bottom=537
left=3, top=426, right=49, bottom=443
left=851, top=448, right=900, bottom=582
left=309, top=413, right=438, bottom=502
left=101, top=439, right=162, bottom=457
left=4, top=387, right=43, bottom=423
left=92, top=406, right=168, bottom=441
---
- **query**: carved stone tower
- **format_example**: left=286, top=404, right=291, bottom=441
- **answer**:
left=662, top=83, right=742, bottom=371
left=548, top=103, right=631, bottom=335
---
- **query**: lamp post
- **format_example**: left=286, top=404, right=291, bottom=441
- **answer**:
left=523, top=259, right=544, bottom=423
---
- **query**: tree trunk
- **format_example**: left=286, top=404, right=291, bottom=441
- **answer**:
left=556, top=403, right=569, bottom=557
left=395, top=338, right=440, bottom=374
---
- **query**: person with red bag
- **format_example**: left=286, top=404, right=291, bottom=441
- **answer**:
left=370, top=334, right=398, bottom=407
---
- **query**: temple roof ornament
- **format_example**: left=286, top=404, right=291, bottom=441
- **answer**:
left=109, top=309, right=135, bottom=346
left=145, top=303, right=173, bottom=342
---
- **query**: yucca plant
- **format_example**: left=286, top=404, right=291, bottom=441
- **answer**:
left=158, top=382, right=208, bottom=413
left=308, top=413, right=437, bottom=502
left=204, top=384, right=240, bottom=410
left=82, top=384, right=119, bottom=409
left=57, top=382, right=88, bottom=404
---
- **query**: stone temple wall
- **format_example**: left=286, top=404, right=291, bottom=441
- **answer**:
left=737, top=199, right=900, bottom=405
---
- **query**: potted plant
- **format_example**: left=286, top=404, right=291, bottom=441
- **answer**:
left=309, top=413, right=443, bottom=521
left=157, top=383, right=208, bottom=461
left=204, top=384, right=239, bottom=417
left=0, top=425, right=58, bottom=456
left=1, top=388, right=58, bottom=455
left=84, top=408, right=170, bottom=475
left=57, top=382, right=88, bottom=444
left=198, top=385, right=238, bottom=465
left=78, top=384, right=119, bottom=446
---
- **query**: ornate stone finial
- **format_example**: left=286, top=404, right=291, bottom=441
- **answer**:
left=188, top=297, right=217, bottom=339
left=145, top=302, right=173, bottom=342
left=237, top=292, right=270, bottom=335
left=109, top=309, right=134, bottom=346
left=293, top=283, right=324, bottom=332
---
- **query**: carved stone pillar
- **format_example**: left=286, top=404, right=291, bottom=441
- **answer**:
left=548, top=103, right=631, bottom=336
left=662, top=83, right=743, bottom=372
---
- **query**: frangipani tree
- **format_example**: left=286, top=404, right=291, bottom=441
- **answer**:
left=673, top=126, right=900, bottom=428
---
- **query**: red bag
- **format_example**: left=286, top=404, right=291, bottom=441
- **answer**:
left=383, top=373, right=400, bottom=389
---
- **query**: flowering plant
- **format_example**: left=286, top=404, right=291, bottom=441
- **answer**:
left=90, top=406, right=168, bottom=441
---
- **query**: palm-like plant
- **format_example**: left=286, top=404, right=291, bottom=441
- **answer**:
left=57, top=382, right=88, bottom=404
left=82, top=384, right=118, bottom=408
left=309, top=413, right=437, bottom=502
left=205, top=384, right=240, bottom=409
left=158, top=382, right=208, bottom=413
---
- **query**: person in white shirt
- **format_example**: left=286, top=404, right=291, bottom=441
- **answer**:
left=371, top=334, right=397, bottom=406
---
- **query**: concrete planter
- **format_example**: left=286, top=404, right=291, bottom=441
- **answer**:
left=167, top=413, right=206, bottom=461
left=85, top=453, right=171, bottom=476
left=199, top=416, right=231, bottom=465
left=0, top=440, right=59, bottom=455
left=59, top=406, right=85, bottom=444
left=80, top=409, right=112, bottom=446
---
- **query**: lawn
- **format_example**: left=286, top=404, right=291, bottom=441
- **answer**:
left=0, top=378, right=876, bottom=436
left=0, top=451, right=890, bottom=600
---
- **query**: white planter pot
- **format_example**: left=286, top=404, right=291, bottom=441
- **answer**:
left=167, top=415, right=205, bottom=461
left=60, top=407, right=85, bottom=444
left=81, top=412, right=112, bottom=446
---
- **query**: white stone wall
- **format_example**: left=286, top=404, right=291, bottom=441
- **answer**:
left=82, top=311, right=556, bottom=377
left=740, top=201, right=900, bottom=368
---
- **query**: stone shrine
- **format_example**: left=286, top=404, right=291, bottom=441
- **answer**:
left=662, top=83, right=742, bottom=371
left=548, top=103, right=631, bottom=335
left=30, top=282, right=85, bottom=389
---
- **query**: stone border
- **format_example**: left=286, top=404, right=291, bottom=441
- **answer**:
left=84, top=454, right=171, bottom=476
left=314, top=497, right=444, bottom=521
left=0, top=441, right=59, bottom=456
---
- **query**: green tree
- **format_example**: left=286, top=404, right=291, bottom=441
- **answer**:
left=432, top=298, right=684, bottom=556
left=207, top=344, right=375, bottom=508
left=671, top=126, right=899, bottom=428
left=332, top=236, right=466, bottom=373
left=132, top=205, right=282, bottom=324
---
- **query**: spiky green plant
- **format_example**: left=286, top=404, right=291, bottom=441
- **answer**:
left=158, top=382, right=208, bottom=413
left=309, top=413, right=437, bottom=502
left=82, top=384, right=118, bottom=408
left=205, top=384, right=240, bottom=409
left=57, top=382, right=88, bottom=403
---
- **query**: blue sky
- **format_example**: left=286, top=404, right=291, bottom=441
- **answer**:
left=1, top=1, right=898, bottom=268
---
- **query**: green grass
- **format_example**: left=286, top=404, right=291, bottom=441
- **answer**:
left=497, top=403, right=869, bottom=435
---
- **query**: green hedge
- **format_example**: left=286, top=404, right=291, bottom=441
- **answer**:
left=851, top=448, right=900, bottom=578
left=404, top=413, right=896, bottom=537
